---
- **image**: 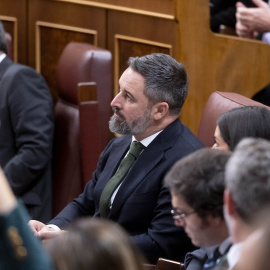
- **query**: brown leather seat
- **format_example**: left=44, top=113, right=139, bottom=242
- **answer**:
left=52, top=42, right=112, bottom=216
left=197, top=91, right=270, bottom=147
left=78, top=82, right=103, bottom=186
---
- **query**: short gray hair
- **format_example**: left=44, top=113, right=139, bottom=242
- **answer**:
left=225, top=138, right=270, bottom=223
left=128, top=53, right=188, bottom=116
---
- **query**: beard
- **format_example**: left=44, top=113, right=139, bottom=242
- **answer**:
left=109, top=106, right=153, bottom=135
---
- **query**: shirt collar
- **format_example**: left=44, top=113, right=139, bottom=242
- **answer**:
left=0, top=53, right=6, bottom=63
left=227, top=242, right=243, bottom=270
left=132, top=130, right=163, bottom=148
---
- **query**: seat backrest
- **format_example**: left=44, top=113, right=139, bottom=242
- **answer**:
left=197, top=91, right=270, bottom=147
left=57, top=41, right=113, bottom=148
left=156, top=258, right=185, bottom=270
left=78, top=82, right=102, bottom=186
left=52, top=42, right=112, bottom=216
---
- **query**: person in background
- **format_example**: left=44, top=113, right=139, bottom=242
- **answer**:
left=215, top=138, right=270, bottom=269
left=164, top=148, right=232, bottom=270
left=235, top=0, right=270, bottom=106
left=29, top=53, right=204, bottom=263
left=236, top=0, right=270, bottom=40
left=0, top=21, right=54, bottom=223
left=212, top=106, right=270, bottom=151
left=46, top=218, right=146, bottom=270
left=210, top=0, right=264, bottom=33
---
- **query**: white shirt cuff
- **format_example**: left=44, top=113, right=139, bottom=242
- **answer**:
left=47, top=224, right=61, bottom=231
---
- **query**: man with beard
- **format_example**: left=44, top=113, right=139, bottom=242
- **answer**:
left=29, top=53, right=204, bottom=263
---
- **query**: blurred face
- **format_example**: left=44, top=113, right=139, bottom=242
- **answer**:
left=171, top=192, right=225, bottom=247
left=109, top=67, right=153, bottom=138
left=212, top=125, right=229, bottom=150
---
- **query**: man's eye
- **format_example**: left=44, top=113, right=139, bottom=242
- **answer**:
left=125, top=94, right=132, bottom=101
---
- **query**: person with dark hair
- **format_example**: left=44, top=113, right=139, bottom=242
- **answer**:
left=217, top=138, right=270, bottom=269
left=0, top=21, right=54, bottom=222
left=212, top=106, right=270, bottom=151
left=29, top=53, right=204, bottom=263
left=164, top=148, right=231, bottom=270
left=46, top=218, right=146, bottom=270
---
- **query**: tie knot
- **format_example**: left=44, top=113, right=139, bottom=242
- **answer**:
left=129, top=141, right=145, bottom=159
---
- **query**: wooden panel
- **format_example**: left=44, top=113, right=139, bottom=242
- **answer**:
left=54, top=0, right=175, bottom=18
left=36, top=22, right=97, bottom=101
left=0, top=0, right=27, bottom=64
left=28, top=0, right=106, bottom=67
left=28, top=0, right=106, bottom=101
left=176, top=0, right=270, bottom=134
left=108, top=10, right=177, bottom=94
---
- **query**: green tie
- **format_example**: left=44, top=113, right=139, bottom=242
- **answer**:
left=99, top=141, right=145, bottom=217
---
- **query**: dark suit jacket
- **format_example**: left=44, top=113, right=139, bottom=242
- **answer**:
left=50, top=119, right=204, bottom=263
left=0, top=201, right=54, bottom=270
left=0, top=57, right=54, bottom=223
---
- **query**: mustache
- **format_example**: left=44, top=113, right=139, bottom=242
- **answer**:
left=112, top=107, right=125, bottom=120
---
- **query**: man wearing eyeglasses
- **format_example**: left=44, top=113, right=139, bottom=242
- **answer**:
left=165, top=148, right=232, bottom=270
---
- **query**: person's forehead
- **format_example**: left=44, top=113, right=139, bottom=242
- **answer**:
left=172, top=193, right=192, bottom=210
left=119, top=68, right=145, bottom=86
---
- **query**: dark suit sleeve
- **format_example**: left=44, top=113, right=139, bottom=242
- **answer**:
left=0, top=201, right=53, bottom=270
left=49, top=139, right=115, bottom=228
left=2, top=66, right=54, bottom=196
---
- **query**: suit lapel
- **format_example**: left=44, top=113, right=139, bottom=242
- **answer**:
left=97, top=136, right=131, bottom=189
left=109, top=119, right=183, bottom=218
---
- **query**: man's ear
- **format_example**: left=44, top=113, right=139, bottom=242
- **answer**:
left=224, top=189, right=235, bottom=216
left=152, top=102, right=169, bottom=120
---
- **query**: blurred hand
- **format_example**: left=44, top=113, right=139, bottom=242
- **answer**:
left=236, top=0, right=270, bottom=38
left=28, top=220, right=62, bottom=240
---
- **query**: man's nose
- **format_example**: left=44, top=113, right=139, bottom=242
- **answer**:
left=111, top=92, right=121, bottom=108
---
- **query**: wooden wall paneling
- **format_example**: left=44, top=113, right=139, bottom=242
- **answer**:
left=0, top=0, right=27, bottom=64
left=107, top=10, right=177, bottom=94
left=54, top=0, right=175, bottom=18
left=36, top=21, right=97, bottom=102
left=28, top=0, right=107, bottom=102
left=176, top=0, right=270, bottom=134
